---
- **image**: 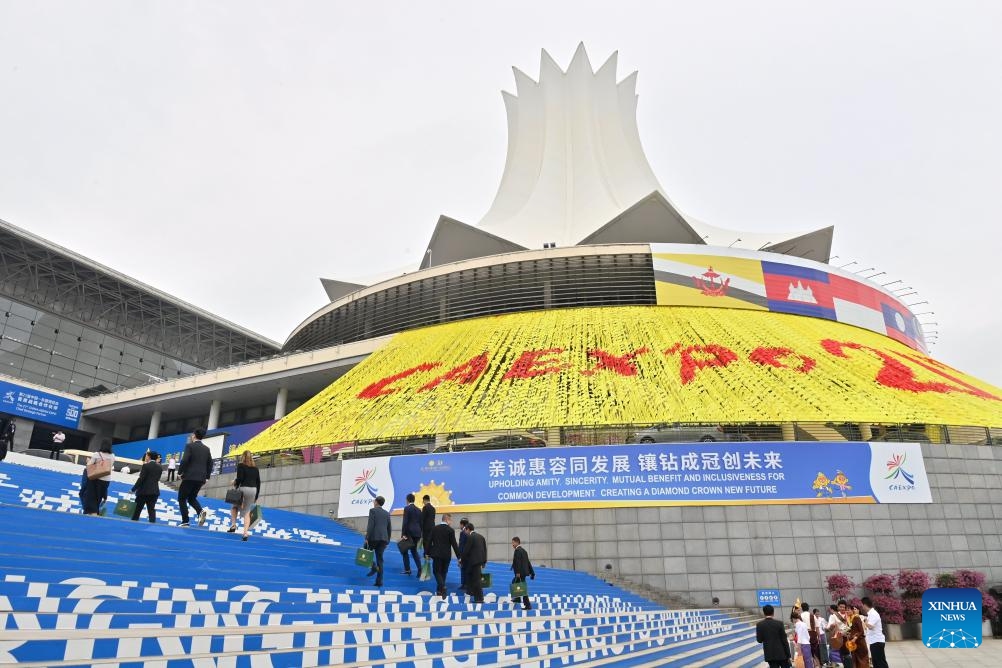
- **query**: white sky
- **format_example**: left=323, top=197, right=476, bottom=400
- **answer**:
left=1, top=2, right=1001, bottom=388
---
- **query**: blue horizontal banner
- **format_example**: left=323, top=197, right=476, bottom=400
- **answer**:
left=0, top=378, right=82, bottom=429
left=337, top=441, right=932, bottom=517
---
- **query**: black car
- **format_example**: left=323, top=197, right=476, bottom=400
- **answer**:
left=447, top=434, right=546, bottom=453
left=339, top=438, right=434, bottom=460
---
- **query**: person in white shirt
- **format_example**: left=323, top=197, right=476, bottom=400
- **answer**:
left=826, top=601, right=852, bottom=668
left=799, top=602, right=822, bottom=668
left=166, top=454, right=178, bottom=482
left=860, top=596, right=888, bottom=668
left=791, top=609, right=815, bottom=668
left=50, top=430, right=66, bottom=459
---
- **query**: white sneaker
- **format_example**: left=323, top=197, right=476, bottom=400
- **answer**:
left=197, top=509, right=208, bottom=526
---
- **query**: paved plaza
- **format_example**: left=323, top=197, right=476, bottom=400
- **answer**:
left=880, top=637, right=1000, bottom=667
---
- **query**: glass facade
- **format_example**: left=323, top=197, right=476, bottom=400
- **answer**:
left=0, top=296, right=202, bottom=395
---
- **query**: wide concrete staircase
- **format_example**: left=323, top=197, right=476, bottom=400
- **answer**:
left=0, top=457, right=766, bottom=666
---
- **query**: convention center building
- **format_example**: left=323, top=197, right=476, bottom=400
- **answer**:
left=2, top=45, right=1000, bottom=610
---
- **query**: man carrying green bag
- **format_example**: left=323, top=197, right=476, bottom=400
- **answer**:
left=113, top=497, right=136, bottom=518
left=356, top=545, right=374, bottom=569
left=363, top=495, right=391, bottom=587
left=510, top=536, right=535, bottom=610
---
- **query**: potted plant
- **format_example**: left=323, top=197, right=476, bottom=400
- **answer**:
left=897, top=569, right=930, bottom=640
left=864, top=573, right=905, bottom=640
left=825, top=573, right=855, bottom=602
left=983, top=591, right=1000, bottom=637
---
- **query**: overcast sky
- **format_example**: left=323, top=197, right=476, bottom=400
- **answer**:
left=1, top=2, right=1001, bottom=388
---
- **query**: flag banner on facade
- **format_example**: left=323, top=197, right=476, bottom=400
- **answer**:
left=337, top=441, right=932, bottom=518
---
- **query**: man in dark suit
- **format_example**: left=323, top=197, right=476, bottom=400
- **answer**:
left=365, top=495, right=391, bottom=587
left=456, top=518, right=469, bottom=592
left=426, top=513, right=460, bottom=598
left=177, top=428, right=212, bottom=527
left=131, top=451, right=163, bottom=523
left=756, top=604, right=792, bottom=668
left=510, top=536, right=535, bottom=610
left=420, top=494, right=436, bottom=554
left=400, top=493, right=423, bottom=575
left=461, top=522, right=488, bottom=604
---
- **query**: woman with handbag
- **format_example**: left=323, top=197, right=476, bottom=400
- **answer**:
left=82, top=444, right=115, bottom=515
left=845, top=605, right=870, bottom=668
left=227, top=451, right=260, bottom=541
left=827, top=601, right=852, bottom=668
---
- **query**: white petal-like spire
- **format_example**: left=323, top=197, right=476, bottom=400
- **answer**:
left=478, top=45, right=825, bottom=255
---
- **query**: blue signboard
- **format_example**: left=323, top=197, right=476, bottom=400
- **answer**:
left=0, top=378, right=82, bottom=429
left=338, top=441, right=932, bottom=517
left=757, top=589, right=782, bottom=608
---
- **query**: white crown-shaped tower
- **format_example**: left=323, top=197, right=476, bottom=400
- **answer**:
left=472, top=44, right=831, bottom=255
left=477, top=44, right=665, bottom=247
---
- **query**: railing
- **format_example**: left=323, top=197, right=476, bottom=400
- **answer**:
left=224, top=421, right=1001, bottom=470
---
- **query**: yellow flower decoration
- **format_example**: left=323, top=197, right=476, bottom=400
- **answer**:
left=240, top=306, right=1002, bottom=453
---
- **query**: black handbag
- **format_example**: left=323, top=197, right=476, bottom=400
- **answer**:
left=225, top=487, right=243, bottom=504
left=397, top=537, right=415, bottom=552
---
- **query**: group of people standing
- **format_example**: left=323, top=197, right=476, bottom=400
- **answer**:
left=365, top=492, right=535, bottom=608
left=76, top=428, right=260, bottom=538
left=757, top=597, right=888, bottom=668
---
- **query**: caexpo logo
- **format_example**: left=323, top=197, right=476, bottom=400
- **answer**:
left=868, top=442, right=932, bottom=503
left=350, top=467, right=379, bottom=504
left=922, top=588, right=982, bottom=648
left=884, top=452, right=915, bottom=491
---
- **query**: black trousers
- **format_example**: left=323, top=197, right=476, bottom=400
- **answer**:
left=511, top=575, right=531, bottom=608
left=368, top=540, right=387, bottom=585
left=466, top=563, right=484, bottom=602
left=400, top=540, right=421, bottom=572
left=177, top=480, right=204, bottom=522
left=432, top=557, right=451, bottom=595
left=167, top=469, right=176, bottom=482
left=767, top=661, right=792, bottom=668
left=870, top=642, right=888, bottom=668
left=131, top=494, right=158, bottom=522
left=82, top=479, right=109, bottom=515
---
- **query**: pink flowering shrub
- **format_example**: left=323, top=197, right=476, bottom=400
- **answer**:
left=825, top=573, right=856, bottom=600
left=872, top=594, right=905, bottom=624
left=983, top=592, right=1000, bottom=622
left=863, top=573, right=896, bottom=595
left=902, top=596, right=923, bottom=622
left=936, top=572, right=957, bottom=588
left=954, top=569, right=986, bottom=590
left=897, top=569, right=930, bottom=597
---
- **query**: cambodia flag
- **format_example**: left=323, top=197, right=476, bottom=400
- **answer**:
left=761, top=261, right=836, bottom=320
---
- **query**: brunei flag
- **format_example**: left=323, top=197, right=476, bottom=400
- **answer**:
left=652, top=252, right=768, bottom=310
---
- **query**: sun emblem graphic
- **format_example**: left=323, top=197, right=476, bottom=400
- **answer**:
left=415, top=480, right=455, bottom=507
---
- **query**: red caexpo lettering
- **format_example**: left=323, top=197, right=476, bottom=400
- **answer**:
left=820, top=340, right=978, bottom=396
left=890, top=350, right=1000, bottom=401
left=503, top=348, right=569, bottom=380
left=357, top=362, right=441, bottom=399
left=665, top=344, right=739, bottom=385
left=749, top=346, right=817, bottom=374
left=418, top=353, right=489, bottom=392
left=580, top=347, right=650, bottom=377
